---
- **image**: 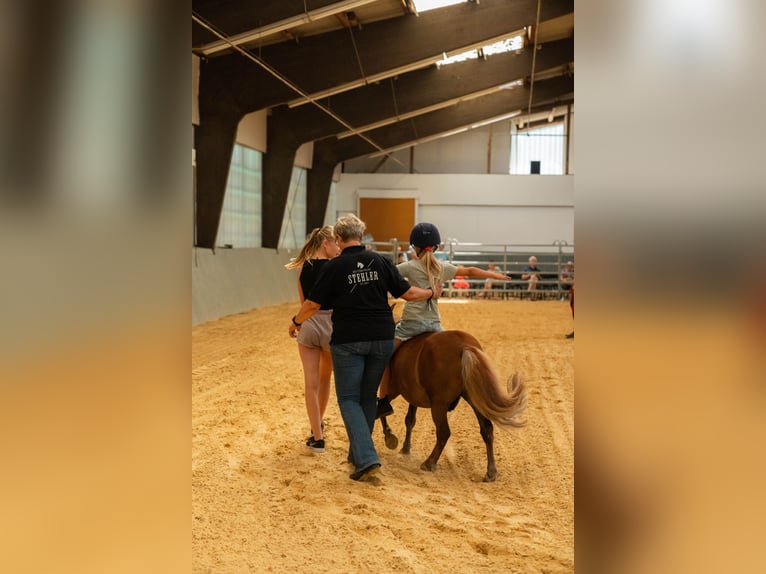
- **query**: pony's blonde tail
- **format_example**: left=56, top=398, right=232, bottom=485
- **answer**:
left=461, top=347, right=527, bottom=428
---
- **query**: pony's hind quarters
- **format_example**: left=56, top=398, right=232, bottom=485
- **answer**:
left=388, top=330, right=528, bottom=480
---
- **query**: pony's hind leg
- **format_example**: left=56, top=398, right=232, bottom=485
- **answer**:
left=380, top=416, right=399, bottom=450
left=469, top=402, right=497, bottom=482
left=401, top=404, right=418, bottom=454
left=421, top=405, right=450, bottom=472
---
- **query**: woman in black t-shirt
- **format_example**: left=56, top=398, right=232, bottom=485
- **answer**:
left=289, top=214, right=440, bottom=482
left=285, top=226, right=340, bottom=454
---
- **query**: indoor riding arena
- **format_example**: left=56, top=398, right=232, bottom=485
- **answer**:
left=193, top=1, right=574, bottom=572
left=193, top=299, right=573, bottom=573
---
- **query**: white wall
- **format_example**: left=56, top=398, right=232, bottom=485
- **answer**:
left=236, top=110, right=268, bottom=152
left=344, top=121, right=514, bottom=174
left=294, top=142, right=314, bottom=169
left=335, top=173, right=573, bottom=245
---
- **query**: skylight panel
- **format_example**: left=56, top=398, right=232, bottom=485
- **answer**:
left=412, top=0, right=466, bottom=13
left=436, top=49, right=479, bottom=67
left=483, top=36, right=524, bottom=56
left=436, top=34, right=525, bottom=68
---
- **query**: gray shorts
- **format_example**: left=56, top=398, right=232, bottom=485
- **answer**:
left=297, top=310, right=333, bottom=351
left=395, top=319, right=443, bottom=341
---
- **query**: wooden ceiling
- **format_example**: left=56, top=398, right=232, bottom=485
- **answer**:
left=191, top=0, right=574, bottom=248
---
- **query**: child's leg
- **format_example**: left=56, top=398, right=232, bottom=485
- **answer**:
left=376, top=338, right=403, bottom=418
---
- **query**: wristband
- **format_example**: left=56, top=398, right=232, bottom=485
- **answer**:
left=292, top=315, right=302, bottom=327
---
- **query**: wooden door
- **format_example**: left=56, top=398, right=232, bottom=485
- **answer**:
left=358, top=197, right=416, bottom=245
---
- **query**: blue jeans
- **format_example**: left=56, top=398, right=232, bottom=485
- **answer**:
left=331, top=339, right=395, bottom=472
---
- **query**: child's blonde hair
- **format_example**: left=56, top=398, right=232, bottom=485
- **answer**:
left=284, top=226, right=335, bottom=269
left=413, top=246, right=442, bottom=291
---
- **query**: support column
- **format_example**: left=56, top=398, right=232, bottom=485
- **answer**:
left=307, top=141, right=342, bottom=230
left=194, top=107, right=240, bottom=249
left=306, top=161, right=337, bottom=231
left=261, top=114, right=301, bottom=248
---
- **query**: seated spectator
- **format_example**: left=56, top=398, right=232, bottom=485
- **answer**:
left=480, top=262, right=502, bottom=299
left=559, top=261, right=574, bottom=299
left=566, top=283, right=574, bottom=338
left=452, top=275, right=470, bottom=298
left=521, top=256, right=543, bottom=300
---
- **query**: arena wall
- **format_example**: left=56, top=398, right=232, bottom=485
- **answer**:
left=192, top=247, right=297, bottom=325
left=192, top=173, right=573, bottom=325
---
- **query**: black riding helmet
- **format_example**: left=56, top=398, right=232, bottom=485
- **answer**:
left=409, top=222, right=441, bottom=248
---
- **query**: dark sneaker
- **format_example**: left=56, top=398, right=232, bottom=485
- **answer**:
left=349, top=463, right=381, bottom=481
left=305, top=437, right=325, bottom=453
left=304, top=421, right=326, bottom=443
left=376, top=397, right=394, bottom=419
left=565, top=331, right=574, bottom=339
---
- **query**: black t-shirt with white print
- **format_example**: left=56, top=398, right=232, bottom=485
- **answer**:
left=299, top=259, right=331, bottom=310
left=306, top=245, right=411, bottom=345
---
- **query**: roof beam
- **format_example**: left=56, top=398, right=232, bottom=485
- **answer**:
left=194, top=0, right=572, bottom=248
left=198, top=0, right=573, bottom=115
left=270, top=38, right=571, bottom=144
left=259, top=39, right=570, bottom=247
left=305, top=98, right=572, bottom=209
left=315, top=75, right=573, bottom=163
left=194, top=0, right=380, bottom=53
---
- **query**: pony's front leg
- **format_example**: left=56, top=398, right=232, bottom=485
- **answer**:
left=421, top=405, right=450, bottom=472
left=380, top=416, right=399, bottom=450
left=401, top=404, right=417, bottom=454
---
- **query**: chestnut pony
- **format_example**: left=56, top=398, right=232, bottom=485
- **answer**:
left=380, top=330, right=527, bottom=482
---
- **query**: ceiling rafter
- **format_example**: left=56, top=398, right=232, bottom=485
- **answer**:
left=192, top=0, right=574, bottom=248
left=197, top=0, right=381, bottom=56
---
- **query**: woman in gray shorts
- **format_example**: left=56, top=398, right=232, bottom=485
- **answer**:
left=285, top=226, right=340, bottom=453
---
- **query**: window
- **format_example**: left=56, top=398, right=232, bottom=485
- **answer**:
left=217, top=144, right=262, bottom=247
left=278, top=167, right=307, bottom=250
left=510, top=122, right=566, bottom=175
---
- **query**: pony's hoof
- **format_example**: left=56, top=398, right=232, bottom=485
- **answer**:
left=420, top=461, right=437, bottom=472
left=384, top=433, right=399, bottom=450
left=483, top=473, right=497, bottom=483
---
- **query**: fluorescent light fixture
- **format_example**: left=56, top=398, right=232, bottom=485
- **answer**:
left=436, top=49, right=479, bottom=67
left=200, top=0, right=379, bottom=55
left=412, top=0, right=466, bottom=14
left=470, top=110, right=521, bottom=129
left=497, top=80, right=523, bottom=90
left=513, top=105, right=570, bottom=130
left=288, top=29, right=526, bottom=107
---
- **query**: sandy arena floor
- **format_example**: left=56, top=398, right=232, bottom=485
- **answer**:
left=192, top=299, right=574, bottom=573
